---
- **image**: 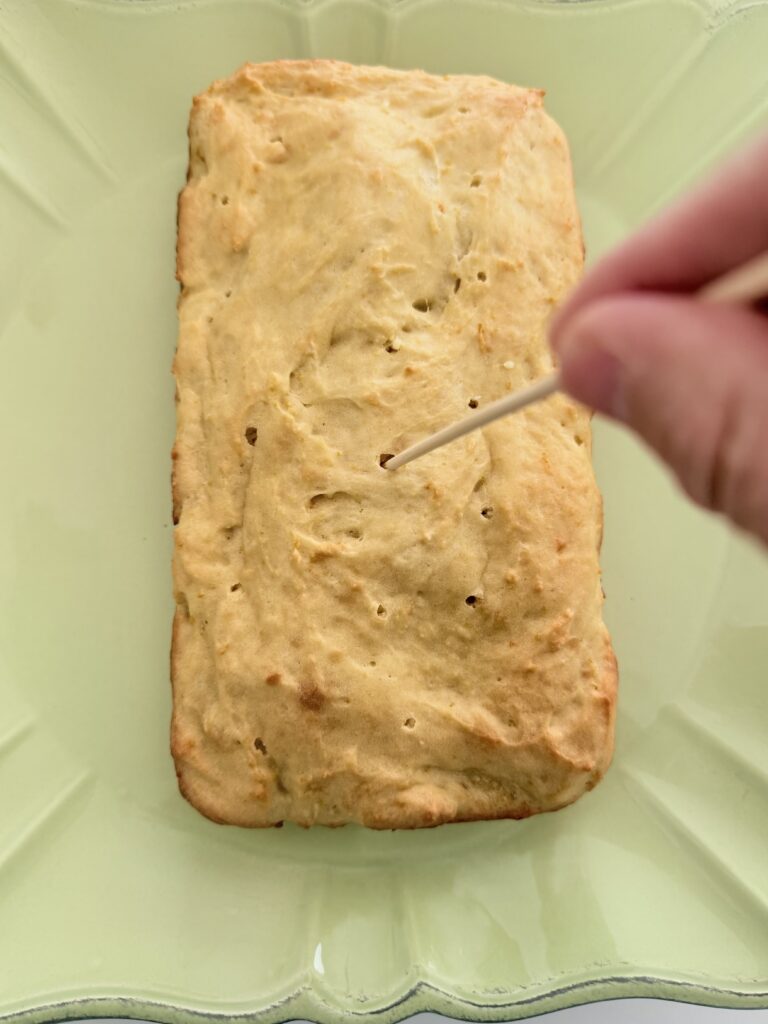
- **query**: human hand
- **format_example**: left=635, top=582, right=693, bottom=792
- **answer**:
left=550, top=132, right=768, bottom=545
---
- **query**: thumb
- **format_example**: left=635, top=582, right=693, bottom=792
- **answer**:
left=552, top=294, right=768, bottom=544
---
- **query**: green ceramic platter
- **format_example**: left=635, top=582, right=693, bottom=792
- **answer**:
left=2, top=0, right=768, bottom=1020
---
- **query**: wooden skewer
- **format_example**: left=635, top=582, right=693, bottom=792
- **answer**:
left=384, top=372, right=562, bottom=472
left=385, top=250, right=768, bottom=472
left=698, top=249, right=768, bottom=304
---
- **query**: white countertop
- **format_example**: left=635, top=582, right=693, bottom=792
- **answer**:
left=82, top=1005, right=768, bottom=1024
left=431, top=1004, right=768, bottom=1022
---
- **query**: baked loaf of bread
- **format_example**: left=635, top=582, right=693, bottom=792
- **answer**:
left=172, top=60, right=616, bottom=829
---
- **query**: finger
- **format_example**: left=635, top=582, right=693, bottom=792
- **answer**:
left=557, top=294, right=768, bottom=544
left=551, top=131, right=768, bottom=335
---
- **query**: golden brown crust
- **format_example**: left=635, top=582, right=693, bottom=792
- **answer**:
left=171, top=59, right=616, bottom=829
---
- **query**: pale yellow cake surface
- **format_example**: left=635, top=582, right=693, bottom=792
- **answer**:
left=172, top=60, right=616, bottom=829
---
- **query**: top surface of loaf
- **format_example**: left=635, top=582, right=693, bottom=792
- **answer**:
left=172, top=60, right=615, bottom=829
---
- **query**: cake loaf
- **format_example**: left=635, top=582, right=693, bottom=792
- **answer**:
left=172, top=60, right=617, bottom=828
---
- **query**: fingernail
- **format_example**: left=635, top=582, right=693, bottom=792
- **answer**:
left=558, top=334, right=627, bottom=421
